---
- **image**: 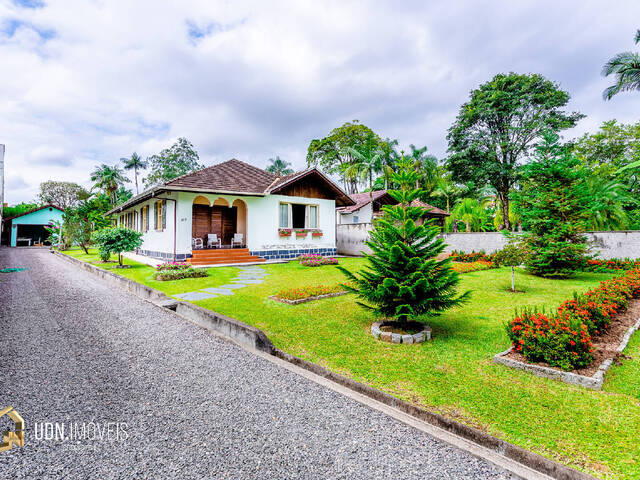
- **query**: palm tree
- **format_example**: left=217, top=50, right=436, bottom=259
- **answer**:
left=430, top=178, right=466, bottom=213
left=90, top=164, right=129, bottom=205
left=602, top=29, right=640, bottom=100
left=341, top=134, right=383, bottom=206
left=582, top=177, right=631, bottom=230
left=266, top=156, right=294, bottom=176
left=449, top=198, right=488, bottom=232
left=121, top=152, right=147, bottom=195
left=408, top=145, right=439, bottom=194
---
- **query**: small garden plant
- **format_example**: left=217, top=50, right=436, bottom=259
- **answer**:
left=91, top=227, right=143, bottom=267
left=154, top=262, right=207, bottom=281
left=493, top=240, right=527, bottom=292
left=273, top=283, right=350, bottom=301
left=298, top=253, right=338, bottom=267
left=340, top=157, right=468, bottom=327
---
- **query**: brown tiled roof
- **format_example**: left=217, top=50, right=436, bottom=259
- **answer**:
left=337, top=191, right=392, bottom=213
left=107, top=158, right=354, bottom=214
left=337, top=190, right=449, bottom=217
left=410, top=199, right=450, bottom=217
left=165, top=159, right=276, bottom=194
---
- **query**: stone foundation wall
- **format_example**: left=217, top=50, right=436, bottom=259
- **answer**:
left=250, top=247, right=337, bottom=261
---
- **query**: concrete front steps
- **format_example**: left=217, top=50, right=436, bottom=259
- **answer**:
left=187, top=248, right=265, bottom=266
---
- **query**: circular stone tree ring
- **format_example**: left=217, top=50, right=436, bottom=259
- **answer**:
left=371, top=321, right=431, bottom=344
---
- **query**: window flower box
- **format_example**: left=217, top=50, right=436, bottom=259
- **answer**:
left=311, top=231, right=323, bottom=238
left=279, top=229, right=292, bottom=237
left=295, top=230, right=308, bottom=238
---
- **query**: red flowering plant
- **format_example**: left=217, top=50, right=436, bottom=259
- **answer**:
left=450, top=250, right=496, bottom=263
left=278, top=229, right=292, bottom=237
left=298, top=253, right=338, bottom=267
left=583, top=258, right=640, bottom=272
left=506, top=267, right=640, bottom=370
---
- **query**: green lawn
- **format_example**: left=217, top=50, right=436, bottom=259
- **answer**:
left=63, top=248, right=640, bottom=479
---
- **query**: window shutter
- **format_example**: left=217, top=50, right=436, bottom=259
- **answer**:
left=162, top=200, right=167, bottom=230
left=153, top=202, right=157, bottom=230
left=145, top=206, right=149, bottom=232
left=305, top=205, right=309, bottom=228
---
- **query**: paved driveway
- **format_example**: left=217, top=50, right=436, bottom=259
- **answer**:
left=0, top=248, right=512, bottom=479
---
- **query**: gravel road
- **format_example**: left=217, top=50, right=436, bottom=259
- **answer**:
left=0, top=248, right=513, bottom=479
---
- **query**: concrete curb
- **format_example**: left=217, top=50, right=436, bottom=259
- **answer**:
left=52, top=250, right=274, bottom=354
left=273, top=349, right=595, bottom=480
left=53, top=249, right=596, bottom=480
left=494, top=317, right=640, bottom=390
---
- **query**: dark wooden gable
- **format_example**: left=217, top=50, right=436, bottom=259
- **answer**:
left=275, top=173, right=337, bottom=200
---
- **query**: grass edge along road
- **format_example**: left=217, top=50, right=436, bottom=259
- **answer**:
left=62, top=248, right=640, bottom=480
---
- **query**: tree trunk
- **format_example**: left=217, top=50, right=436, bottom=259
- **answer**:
left=500, top=192, right=511, bottom=231
left=511, top=266, right=515, bottom=292
left=134, top=168, right=139, bottom=195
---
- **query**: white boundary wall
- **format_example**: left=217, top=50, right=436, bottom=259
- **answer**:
left=337, top=225, right=640, bottom=259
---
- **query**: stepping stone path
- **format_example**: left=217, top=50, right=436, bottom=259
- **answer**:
left=171, top=266, right=268, bottom=302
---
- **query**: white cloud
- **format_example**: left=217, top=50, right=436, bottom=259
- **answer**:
left=1, top=0, right=640, bottom=203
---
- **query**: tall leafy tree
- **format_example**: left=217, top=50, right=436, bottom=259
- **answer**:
left=37, top=181, right=90, bottom=209
left=339, top=157, right=468, bottom=326
left=341, top=132, right=383, bottom=205
left=514, top=132, right=590, bottom=278
left=602, top=29, right=640, bottom=100
left=265, top=156, right=294, bottom=176
left=306, top=121, right=386, bottom=194
left=144, top=137, right=203, bottom=188
left=446, top=72, right=584, bottom=230
left=121, top=152, right=147, bottom=195
left=90, top=164, right=129, bottom=205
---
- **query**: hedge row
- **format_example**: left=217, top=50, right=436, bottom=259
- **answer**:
left=507, top=268, right=640, bottom=370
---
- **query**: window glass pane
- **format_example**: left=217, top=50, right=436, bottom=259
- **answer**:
left=308, top=206, right=317, bottom=228
left=279, top=204, right=289, bottom=228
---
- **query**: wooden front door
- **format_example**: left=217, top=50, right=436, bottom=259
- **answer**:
left=192, top=205, right=237, bottom=246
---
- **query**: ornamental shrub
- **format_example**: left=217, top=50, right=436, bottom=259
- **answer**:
left=451, top=260, right=494, bottom=274
left=583, top=258, right=640, bottom=272
left=298, top=254, right=338, bottom=267
left=340, top=157, right=469, bottom=326
left=91, top=227, right=143, bottom=266
left=507, top=267, right=640, bottom=369
left=274, top=283, right=351, bottom=300
left=154, top=262, right=207, bottom=281
left=449, top=250, right=496, bottom=263
left=514, top=132, right=591, bottom=278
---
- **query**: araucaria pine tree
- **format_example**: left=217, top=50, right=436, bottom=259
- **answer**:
left=339, top=158, right=469, bottom=325
left=514, top=132, right=590, bottom=278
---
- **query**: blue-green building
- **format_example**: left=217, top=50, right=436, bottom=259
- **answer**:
left=2, top=205, right=64, bottom=247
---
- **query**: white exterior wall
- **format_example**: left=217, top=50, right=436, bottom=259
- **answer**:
left=338, top=203, right=372, bottom=224
left=175, top=191, right=336, bottom=253
left=117, top=195, right=177, bottom=259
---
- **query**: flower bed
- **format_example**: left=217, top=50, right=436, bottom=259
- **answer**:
left=298, top=253, right=338, bottom=267
left=270, top=282, right=351, bottom=304
left=450, top=250, right=496, bottom=263
left=154, top=261, right=208, bottom=281
left=506, top=268, right=640, bottom=370
left=583, top=258, right=640, bottom=272
left=451, top=260, right=495, bottom=273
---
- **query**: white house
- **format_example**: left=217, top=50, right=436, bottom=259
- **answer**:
left=106, top=159, right=354, bottom=265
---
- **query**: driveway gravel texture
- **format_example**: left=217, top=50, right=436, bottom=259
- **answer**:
left=0, top=248, right=513, bottom=479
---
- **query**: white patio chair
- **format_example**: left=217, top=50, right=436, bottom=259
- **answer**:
left=207, top=233, right=222, bottom=249
left=192, top=237, right=203, bottom=249
left=231, top=233, right=243, bottom=248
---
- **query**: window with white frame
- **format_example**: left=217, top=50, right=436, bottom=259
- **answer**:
left=279, top=203, right=319, bottom=229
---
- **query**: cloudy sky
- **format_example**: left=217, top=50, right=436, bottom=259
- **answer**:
left=2, top=0, right=640, bottom=204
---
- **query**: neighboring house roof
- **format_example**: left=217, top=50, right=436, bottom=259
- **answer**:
left=106, top=159, right=354, bottom=215
left=2, top=204, right=64, bottom=222
left=337, top=191, right=450, bottom=217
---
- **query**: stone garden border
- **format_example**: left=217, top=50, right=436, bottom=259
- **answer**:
left=268, top=291, right=348, bottom=305
left=371, top=321, right=431, bottom=344
left=494, top=317, right=640, bottom=390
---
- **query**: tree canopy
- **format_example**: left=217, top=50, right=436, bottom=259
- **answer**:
left=446, top=72, right=584, bottom=230
left=37, top=181, right=89, bottom=210
left=306, top=121, right=388, bottom=193
left=144, top=137, right=203, bottom=188
left=602, top=29, right=640, bottom=100
left=266, top=156, right=294, bottom=176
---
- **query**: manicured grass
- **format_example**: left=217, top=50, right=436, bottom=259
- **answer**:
left=62, top=248, right=237, bottom=296
left=62, top=248, right=640, bottom=479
